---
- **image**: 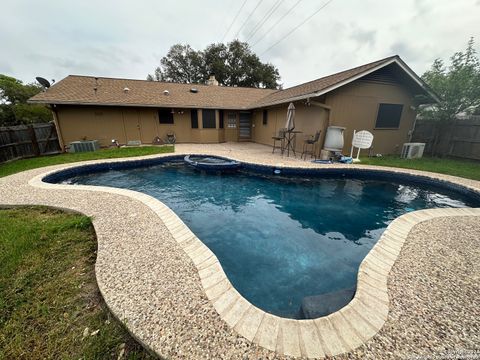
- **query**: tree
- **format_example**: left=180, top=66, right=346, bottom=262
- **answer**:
left=0, top=75, right=52, bottom=126
left=147, top=40, right=281, bottom=89
left=419, top=38, right=480, bottom=154
left=147, top=44, right=205, bottom=84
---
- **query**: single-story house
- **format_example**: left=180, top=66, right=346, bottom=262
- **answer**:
left=29, top=55, right=439, bottom=155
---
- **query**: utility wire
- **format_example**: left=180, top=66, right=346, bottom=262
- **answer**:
left=260, top=0, right=336, bottom=55
left=234, top=0, right=265, bottom=39
left=244, top=0, right=284, bottom=42
left=221, top=0, right=249, bottom=42
left=251, top=0, right=303, bottom=47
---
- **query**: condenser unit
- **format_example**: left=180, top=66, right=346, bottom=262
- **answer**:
left=401, top=142, right=425, bottom=159
left=68, top=140, right=100, bottom=153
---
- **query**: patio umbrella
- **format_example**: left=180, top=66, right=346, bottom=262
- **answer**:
left=285, top=102, right=296, bottom=131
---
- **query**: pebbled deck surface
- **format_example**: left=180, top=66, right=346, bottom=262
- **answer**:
left=0, top=142, right=479, bottom=359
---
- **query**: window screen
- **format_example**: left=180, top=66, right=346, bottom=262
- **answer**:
left=375, top=103, right=403, bottom=128
left=219, top=110, right=224, bottom=129
left=202, top=109, right=216, bottom=129
left=191, top=109, right=198, bottom=128
left=158, top=109, right=174, bottom=124
left=263, top=109, right=268, bottom=125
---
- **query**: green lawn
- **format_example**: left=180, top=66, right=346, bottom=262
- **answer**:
left=0, top=206, right=154, bottom=359
left=360, top=155, right=480, bottom=181
left=0, top=145, right=174, bottom=178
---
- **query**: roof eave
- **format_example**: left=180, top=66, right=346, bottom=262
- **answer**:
left=27, top=99, right=252, bottom=110
left=253, top=57, right=441, bottom=108
left=27, top=57, right=440, bottom=109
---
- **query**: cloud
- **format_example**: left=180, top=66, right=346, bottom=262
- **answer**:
left=1, top=0, right=479, bottom=87
left=0, top=61, right=13, bottom=74
left=349, top=27, right=377, bottom=48
left=413, top=0, right=430, bottom=16
left=390, top=41, right=419, bottom=59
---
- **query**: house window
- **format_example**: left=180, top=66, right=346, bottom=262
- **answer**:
left=227, top=113, right=237, bottom=128
left=219, top=110, right=224, bottom=129
left=263, top=109, right=268, bottom=125
left=202, top=109, right=216, bottom=129
left=191, top=109, right=198, bottom=128
left=375, top=103, right=403, bottom=129
left=158, top=109, right=174, bottom=124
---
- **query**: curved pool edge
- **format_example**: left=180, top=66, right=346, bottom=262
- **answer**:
left=19, top=153, right=480, bottom=358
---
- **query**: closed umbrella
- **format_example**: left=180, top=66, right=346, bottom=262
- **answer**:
left=284, top=103, right=296, bottom=156
left=285, top=102, right=296, bottom=131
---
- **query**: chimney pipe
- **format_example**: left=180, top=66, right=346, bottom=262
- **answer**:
left=207, top=73, right=219, bottom=86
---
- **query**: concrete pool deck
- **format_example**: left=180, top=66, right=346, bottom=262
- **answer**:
left=0, top=142, right=479, bottom=359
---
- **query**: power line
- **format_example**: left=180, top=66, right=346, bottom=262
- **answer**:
left=244, top=0, right=285, bottom=43
left=221, top=0, right=249, bottom=42
left=251, top=0, right=303, bottom=48
left=234, top=0, right=265, bottom=39
left=260, top=0, right=336, bottom=55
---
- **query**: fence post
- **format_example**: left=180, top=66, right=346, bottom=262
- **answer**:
left=42, top=124, right=53, bottom=154
left=27, top=125, right=40, bottom=156
left=7, top=128, right=18, bottom=159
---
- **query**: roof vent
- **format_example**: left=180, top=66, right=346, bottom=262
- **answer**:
left=123, top=87, right=130, bottom=93
left=163, top=90, right=170, bottom=95
left=190, top=88, right=198, bottom=93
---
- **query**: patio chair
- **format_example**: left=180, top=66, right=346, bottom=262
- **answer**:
left=272, top=128, right=287, bottom=154
left=301, top=130, right=321, bottom=160
left=152, top=136, right=164, bottom=145
left=166, top=131, right=176, bottom=144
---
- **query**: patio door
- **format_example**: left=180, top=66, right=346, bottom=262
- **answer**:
left=239, top=112, right=252, bottom=141
left=122, top=108, right=141, bottom=143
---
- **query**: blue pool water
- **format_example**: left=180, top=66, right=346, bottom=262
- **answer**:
left=61, top=160, right=479, bottom=318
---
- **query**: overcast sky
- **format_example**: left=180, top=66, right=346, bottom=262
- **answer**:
left=1, top=0, right=479, bottom=88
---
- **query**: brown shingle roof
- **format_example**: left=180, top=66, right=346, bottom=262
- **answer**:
left=251, top=56, right=400, bottom=107
left=29, top=55, right=438, bottom=109
left=29, top=75, right=277, bottom=110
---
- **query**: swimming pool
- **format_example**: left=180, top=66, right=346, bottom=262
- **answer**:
left=50, top=157, right=480, bottom=319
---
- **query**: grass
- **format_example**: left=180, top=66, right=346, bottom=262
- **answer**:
left=0, top=145, right=174, bottom=178
left=360, top=155, right=480, bottom=181
left=0, top=206, right=154, bottom=360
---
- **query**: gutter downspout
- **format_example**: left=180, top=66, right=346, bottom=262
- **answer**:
left=306, top=97, right=332, bottom=152
left=409, top=114, right=417, bottom=142
left=307, top=100, right=332, bottom=111
left=50, top=104, right=66, bottom=152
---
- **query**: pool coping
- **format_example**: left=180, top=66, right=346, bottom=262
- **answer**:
left=16, top=151, right=480, bottom=358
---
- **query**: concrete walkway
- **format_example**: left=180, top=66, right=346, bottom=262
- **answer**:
left=0, top=142, right=479, bottom=359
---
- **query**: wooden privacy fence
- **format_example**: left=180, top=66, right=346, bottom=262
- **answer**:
left=0, top=123, right=61, bottom=163
left=412, top=116, right=480, bottom=160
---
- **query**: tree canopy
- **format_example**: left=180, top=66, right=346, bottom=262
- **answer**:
left=147, top=40, right=281, bottom=89
left=420, top=37, right=480, bottom=122
left=0, top=75, right=52, bottom=126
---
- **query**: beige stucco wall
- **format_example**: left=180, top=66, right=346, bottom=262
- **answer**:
left=252, top=103, right=329, bottom=154
left=55, top=106, right=227, bottom=147
left=325, top=80, right=417, bottom=155
left=54, top=79, right=417, bottom=154
left=56, top=106, right=127, bottom=147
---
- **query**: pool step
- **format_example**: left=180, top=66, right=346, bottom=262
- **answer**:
left=300, top=288, right=356, bottom=319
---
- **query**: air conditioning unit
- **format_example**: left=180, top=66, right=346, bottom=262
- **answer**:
left=401, top=142, right=425, bottom=159
left=69, top=140, right=100, bottom=153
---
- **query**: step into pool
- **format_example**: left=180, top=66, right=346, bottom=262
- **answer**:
left=52, top=157, right=480, bottom=319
